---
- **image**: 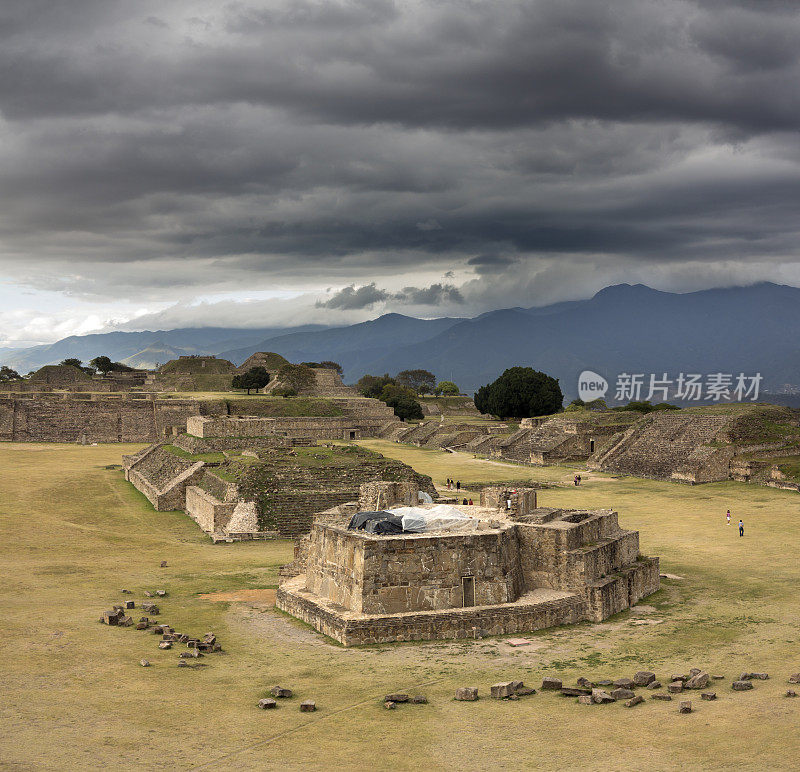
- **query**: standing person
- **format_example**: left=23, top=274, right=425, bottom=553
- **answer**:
left=574, top=474, right=579, bottom=486
left=456, top=480, right=461, bottom=491
left=738, top=519, right=744, bottom=537
left=726, top=510, right=731, bottom=525
left=577, top=474, right=582, bottom=485
left=447, top=478, right=451, bottom=490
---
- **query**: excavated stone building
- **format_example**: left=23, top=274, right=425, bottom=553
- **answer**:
left=277, top=484, right=660, bottom=645
left=123, top=419, right=433, bottom=540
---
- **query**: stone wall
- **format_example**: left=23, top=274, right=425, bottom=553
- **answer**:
left=124, top=445, right=206, bottom=510
left=277, top=577, right=585, bottom=645
left=0, top=394, right=224, bottom=443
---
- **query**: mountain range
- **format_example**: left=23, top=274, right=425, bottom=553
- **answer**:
left=3, top=282, right=800, bottom=401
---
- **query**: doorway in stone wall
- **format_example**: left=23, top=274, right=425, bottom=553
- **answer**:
left=462, top=575, right=475, bottom=607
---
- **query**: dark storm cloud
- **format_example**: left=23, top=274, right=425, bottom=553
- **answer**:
left=1, top=0, right=800, bottom=314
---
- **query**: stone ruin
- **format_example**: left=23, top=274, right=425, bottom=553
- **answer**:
left=123, top=430, right=436, bottom=542
left=277, top=483, right=660, bottom=645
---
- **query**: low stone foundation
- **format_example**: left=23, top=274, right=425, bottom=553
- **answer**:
left=277, top=578, right=585, bottom=645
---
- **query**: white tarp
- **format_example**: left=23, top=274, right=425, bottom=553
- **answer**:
left=387, top=504, right=478, bottom=533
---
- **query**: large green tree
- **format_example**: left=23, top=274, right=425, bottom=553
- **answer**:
left=396, top=369, right=436, bottom=395
left=474, top=367, right=563, bottom=418
left=356, top=373, right=395, bottom=398
left=232, top=366, right=270, bottom=394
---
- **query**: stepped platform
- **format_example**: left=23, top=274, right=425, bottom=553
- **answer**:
left=278, top=491, right=659, bottom=645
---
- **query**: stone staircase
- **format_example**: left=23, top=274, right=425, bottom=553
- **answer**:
left=590, top=413, right=734, bottom=480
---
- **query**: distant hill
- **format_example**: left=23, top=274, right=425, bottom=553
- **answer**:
left=1, top=325, right=327, bottom=374
left=219, top=313, right=466, bottom=371
left=4, top=283, right=800, bottom=401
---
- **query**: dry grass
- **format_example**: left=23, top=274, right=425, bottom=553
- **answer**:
left=2, top=441, right=800, bottom=770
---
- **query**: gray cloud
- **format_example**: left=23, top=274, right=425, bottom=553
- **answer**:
left=317, top=283, right=390, bottom=310
left=0, top=0, right=799, bottom=336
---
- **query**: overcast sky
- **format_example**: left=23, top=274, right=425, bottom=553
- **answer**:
left=2, top=0, right=800, bottom=346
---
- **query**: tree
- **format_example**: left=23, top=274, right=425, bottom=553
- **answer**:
left=231, top=367, right=270, bottom=394
left=474, top=367, right=563, bottom=419
left=0, top=365, right=21, bottom=382
left=319, top=361, right=343, bottom=375
left=380, top=383, right=424, bottom=420
left=59, top=357, right=95, bottom=375
left=434, top=380, right=459, bottom=396
left=89, top=356, right=114, bottom=374
left=356, top=373, right=395, bottom=399
left=396, top=369, right=436, bottom=395
left=301, top=360, right=344, bottom=374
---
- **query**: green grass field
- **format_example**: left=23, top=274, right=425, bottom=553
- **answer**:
left=2, top=441, right=800, bottom=770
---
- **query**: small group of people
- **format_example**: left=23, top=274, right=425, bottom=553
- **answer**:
left=573, top=474, right=582, bottom=486
left=461, top=497, right=474, bottom=505
left=446, top=478, right=461, bottom=491
left=726, top=509, right=745, bottom=536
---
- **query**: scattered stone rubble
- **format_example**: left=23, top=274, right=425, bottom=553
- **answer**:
left=98, top=595, right=223, bottom=667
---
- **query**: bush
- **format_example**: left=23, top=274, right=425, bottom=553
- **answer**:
left=474, top=367, right=563, bottom=418
left=272, top=387, right=297, bottom=398
left=612, top=400, right=680, bottom=413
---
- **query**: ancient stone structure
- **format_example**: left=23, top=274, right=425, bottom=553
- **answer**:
left=277, top=490, right=659, bottom=645
left=0, top=391, right=398, bottom=443
left=123, top=438, right=435, bottom=541
left=590, top=412, right=737, bottom=482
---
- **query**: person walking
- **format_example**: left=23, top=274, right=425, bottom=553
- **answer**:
left=726, top=510, right=731, bottom=525
left=456, top=480, right=461, bottom=491
left=738, top=519, right=744, bottom=537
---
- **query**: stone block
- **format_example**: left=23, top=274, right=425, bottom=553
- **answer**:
left=515, top=687, right=536, bottom=696
left=700, top=692, right=716, bottom=701
left=258, top=698, right=278, bottom=709
left=384, top=701, right=397, bottom=710
left=271, top=686, right=293, bottom=698
left=670, top=674, right=688, bottom=683
left=611, top=688, right=635, bottom=701
left=577, top=695, right=593, bottom=705
left=560, top=687, right=592, bottom=697
left=123, top=600, right=135, bottom=609
left=613, top=678, right=635, bottom=690
left=624, top=695, right=644, bottom=708
left=101, top=610, right=121, bottom=625
left=647, top=681, right=662, bottom=690
left=541, top=677, right=562, bottom=691
left=684, top=672, right=710, bottom=689
left=651, top=693, right=672, bottom=701
left=300, top=700, right=316, bottom=712
left=119, top=616, right=133, bottom=627
left=786, top=690, right=798, bottom=698
left=384, top=694, right=409, bottom=703
left=591, top=689, right=615, bottom=704
left=633, top=671, right=656, bottom=687
left=158, top=641, right=172, bottom=649
left=789, top=674, right=800, bottom=684
left=156, top=590, right=167, bottom=597
left=490, top=682, right=516, bottom=699
left=576, top=677, right=594, bottom=689
left=411, top=696, right=428, bottom=704
left=732, top=681, right=754, bottom=691
left=679, top=700, right=692, bottom=714
left=712, top=675, right=725, bottom=680
left=667, top=682, right=684, bottom=694
left=454, top=687, right=479, bottom=701
left=140, top=659, right=150, bottom=667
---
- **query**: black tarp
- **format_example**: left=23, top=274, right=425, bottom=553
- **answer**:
left=347, top=510, right=416, bottom=535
